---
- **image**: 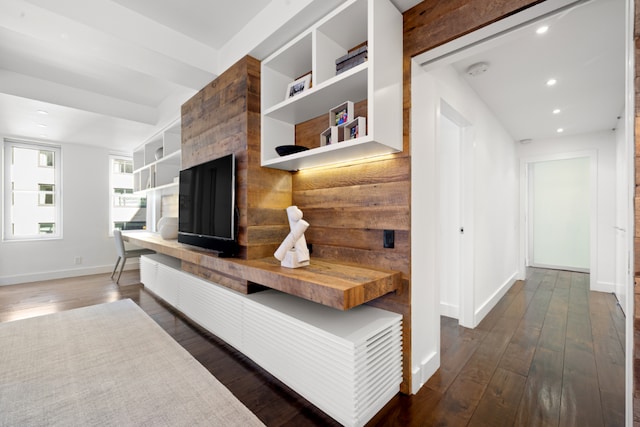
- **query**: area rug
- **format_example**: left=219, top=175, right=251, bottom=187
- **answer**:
left=0, top=299, right=264, bottom=426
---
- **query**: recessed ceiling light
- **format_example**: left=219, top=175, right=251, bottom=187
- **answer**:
left=37, top=110, right=48, bottom=115
left=37, top=123, right=47, bottom=128
left=546, top=78, right=557, bottom=86
left=536, top=25, right=549, bottom=34
left=553, top=109, right=561, bottom=114
left=557, top=128, right=564, bottom=133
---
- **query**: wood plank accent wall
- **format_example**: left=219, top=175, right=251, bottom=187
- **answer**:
left=401, top=0, right=540, bottom=395
left=181, top=56, right=291, bottom=261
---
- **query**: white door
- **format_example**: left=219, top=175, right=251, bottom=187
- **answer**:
left=528, top=157, right=590, bottom=272
left=437, top=112, right=462, bottom=319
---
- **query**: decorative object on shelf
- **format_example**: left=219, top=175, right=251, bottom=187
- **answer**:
left=320, top=126, right=344, bottom=146
left=157, top=216, right=178, bottom=240
left=155, top=147, right=164, bottom=160
left=274, top=206, right=310, bottom=269
left=285, top=73, right=312, bottom=99
left=336, top=44, right=368, bottom=75
left=344, top=116, right=367, bottom=140
left=275, top=145, right=309, bottom=156
left=330, top=101, right=354, bottom=127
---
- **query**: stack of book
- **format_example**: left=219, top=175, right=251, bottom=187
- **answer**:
left=335, top=45, right=368, bottom=75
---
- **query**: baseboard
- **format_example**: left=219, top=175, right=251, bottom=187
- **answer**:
left=439, top=302, right=459, bottom=319
left=411, top=351, right=438, bottom=394
left=474, top=271, right=518, bottom=325
left=0, top=260, right=141, bottom=286
left=592, top=280, right=615, bottom=293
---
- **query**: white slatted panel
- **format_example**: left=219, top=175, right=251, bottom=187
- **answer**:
left=178, top=273, right=244, bottom=350
left=244, top=290, right=402, bottom=427
left=140, top=257, right=402, bottom=427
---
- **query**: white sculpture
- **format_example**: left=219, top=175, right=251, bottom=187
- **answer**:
left=274, top=206, right=310, bottom=268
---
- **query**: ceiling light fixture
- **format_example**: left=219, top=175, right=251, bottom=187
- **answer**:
left=553, top=108, right=561, bottom=114
left=466, top=62, right=489, bottom=77
left=536, top=25, right=549, bottom=34
left=37, top=123, right=47, bottom=128
left=557, top=128, right=564, bottom=133
left=37, top=110, right=48, bottom=115
left=546, top=78, right=557, bottom=86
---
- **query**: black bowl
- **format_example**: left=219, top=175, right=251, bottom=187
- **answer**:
left=275, top=145, right=309, bottom=156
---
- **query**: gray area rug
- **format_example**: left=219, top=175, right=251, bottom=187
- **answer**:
left=0, top=299, right=264, bottom=426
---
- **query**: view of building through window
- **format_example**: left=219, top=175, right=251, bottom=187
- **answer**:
left=3, top=140, right=61, bottom=239
left=110, top=156, right=146, bottom=232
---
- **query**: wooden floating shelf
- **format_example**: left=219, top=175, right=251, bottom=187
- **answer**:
left=122, top=231, right=401, bottom=310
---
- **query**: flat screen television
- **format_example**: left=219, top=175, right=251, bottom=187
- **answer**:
left=178, top=153, right=238, bottom=257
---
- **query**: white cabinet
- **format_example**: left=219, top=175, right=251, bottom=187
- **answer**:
left=139, top=255, right=403, bottom=427
left=133, top=118, right=182, bottom=192
left=140, top=254, right=182, bottom=306
left=260, top=0, right=402, bottom=171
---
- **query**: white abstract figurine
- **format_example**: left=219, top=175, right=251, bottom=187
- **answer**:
left=274, top=206, right=310, bottom=268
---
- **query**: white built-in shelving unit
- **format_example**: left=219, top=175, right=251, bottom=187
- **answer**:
left=133, top=118, right=182, bottom=193
left=140, top=253, right=403, bottom=427
left=260, top=0, right=402, bottom=171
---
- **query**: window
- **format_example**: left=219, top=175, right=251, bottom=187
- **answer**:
left=38, top=184, right=55, bottom=206
left=3, top=139, right=62, bottom=240
left=109, top=156, right=146, bottom=233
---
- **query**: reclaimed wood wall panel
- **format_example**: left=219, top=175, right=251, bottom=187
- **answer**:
left=181, top=56, right=291, bottom=261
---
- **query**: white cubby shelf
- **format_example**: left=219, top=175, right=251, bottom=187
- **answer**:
left=260, top=0, right=402, bottom=171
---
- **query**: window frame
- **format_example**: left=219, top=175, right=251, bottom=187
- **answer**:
left=3, top=139, right=63, bottom=241
left=108, top=154, right=146, bottom=235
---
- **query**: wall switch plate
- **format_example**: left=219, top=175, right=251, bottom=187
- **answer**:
left=383, top=230, right=394, bottom=249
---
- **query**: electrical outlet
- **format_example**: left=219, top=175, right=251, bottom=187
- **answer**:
left=74, top=256, right=82, bottom=265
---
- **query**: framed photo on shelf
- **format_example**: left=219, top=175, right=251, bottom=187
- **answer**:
left=286, top=73, right=312, bottom=99
left=320, top=126, right=344, bottom=146
left=344, top=117, right=366, bottom=141
left=329, top=101, right=354, bottom=126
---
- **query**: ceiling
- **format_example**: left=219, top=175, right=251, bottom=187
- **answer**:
left=0, top=0, right=623, bottom=153
left=446, top=0, right=625, bottom=142
left=0, top=0, right=420, bottom=152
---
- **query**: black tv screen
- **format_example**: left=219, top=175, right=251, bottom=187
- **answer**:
left=178, top=153, right=237, bottom=256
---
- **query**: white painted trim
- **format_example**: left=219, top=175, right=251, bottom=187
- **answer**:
left=439, top=302, right=459, bottom=319
left=0, top=260, right=140, bottom=286
left=624, top=0, right=635, bottom=423
left=592, top=281, right=615, bottom=294
left=473, top=272, right=518, bottom=326
left=412, top=351, right=438, bottom=394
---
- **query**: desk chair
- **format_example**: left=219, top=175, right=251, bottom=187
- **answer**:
left=111, top=229, right=155, bottom=284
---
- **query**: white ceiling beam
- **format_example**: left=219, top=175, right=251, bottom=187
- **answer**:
left=0, top=70, right=157, bottom=124
left=22, top=0, right=219, bottom=74
left=0, top=0, right=215, bottom=90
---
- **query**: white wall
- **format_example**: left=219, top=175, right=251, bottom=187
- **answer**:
left=517, top=130, right=617, bottom=292
left=0, top=142, right=125, bottom=285
left=411, top=62, right=520, bottom=392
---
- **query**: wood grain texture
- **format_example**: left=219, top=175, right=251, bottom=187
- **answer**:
left=122, top=231, right=400, bottom=310
left=181, top=56, right=291, bottom=260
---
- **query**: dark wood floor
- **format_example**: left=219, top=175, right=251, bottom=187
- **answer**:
left=0, top=268, right=625, bottom=426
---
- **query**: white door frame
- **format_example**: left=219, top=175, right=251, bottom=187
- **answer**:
left=519, top=150, right=598, bottom=289
left=436, top=100, right=475, bottom=327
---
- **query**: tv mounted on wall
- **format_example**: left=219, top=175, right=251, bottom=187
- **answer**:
left=178, top=153, right=238, bottom=257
